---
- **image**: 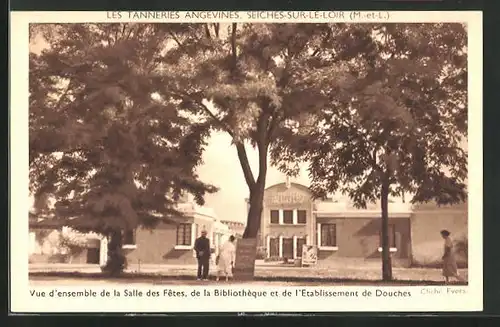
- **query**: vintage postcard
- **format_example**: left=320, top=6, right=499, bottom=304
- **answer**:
left=10, top=11, right=482, bottom=313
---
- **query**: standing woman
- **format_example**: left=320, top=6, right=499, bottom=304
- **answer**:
left=216, top=235, right=236, bottom=282
left=440, top=229, right=464, bottom=284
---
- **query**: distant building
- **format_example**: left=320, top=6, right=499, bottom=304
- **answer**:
left=220, top=220, right=245, bottom=238
left=28, top=195, right=236, bottom=266
left=254, top=182, right=468, bottom=267
left=29, top=215, right=102, bottom=264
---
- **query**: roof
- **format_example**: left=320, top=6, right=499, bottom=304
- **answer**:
left=220, top=220, right=245, bottom=226
left=264, top=182, right=311, bottom=193
left=412, top=200, right=468, bottom=212
left=29, top=212, right=186, bottom=231
left=29, top=218, right=65, bottom=229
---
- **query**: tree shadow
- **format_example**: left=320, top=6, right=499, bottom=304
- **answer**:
left=29, top=271, right=468, bottom=286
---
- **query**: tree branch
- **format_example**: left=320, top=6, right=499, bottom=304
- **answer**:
left=267, top=114, right=281, bottom=141
left=204, top=24, right=211, bottom=39
left=231, top=23, right=237, bottom=70
left=311, top=27, right=332, bottom=57
left=54, top=78, right=74, bottom=111
left=169, top=31, right=184, bottom=49
left=369, top=146, right=385, bottom=174
left=256, top=113, right=271, bottom=186
left=170, top=91, right=235, bottom=138
left=236, top=142, right=256, bottom=188
left=214, top=23, right=220, bottom=38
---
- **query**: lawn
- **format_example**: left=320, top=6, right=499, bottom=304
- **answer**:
left=29, top=264, right=468, bottom=286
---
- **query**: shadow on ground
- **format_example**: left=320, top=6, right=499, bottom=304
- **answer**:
left=29, top=271, right=468, bottom=286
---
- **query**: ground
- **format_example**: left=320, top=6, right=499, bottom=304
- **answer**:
left=29, top=261, right=468, bottom=286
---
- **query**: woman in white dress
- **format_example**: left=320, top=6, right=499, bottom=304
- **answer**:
left=216, top=235, right=236, bottom=282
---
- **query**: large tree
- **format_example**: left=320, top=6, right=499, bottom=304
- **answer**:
left=272, top=23, right=468, bottom=281
left=153, top=23, right=359, bottom=277
left=29, top=24, right=217, bottom=274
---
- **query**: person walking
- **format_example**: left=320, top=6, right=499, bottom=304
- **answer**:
left=440, top=229, right=465, bottom=284
left=216, top=235, right=236, bottom=282
left=194, top=230, right=211, bottom=281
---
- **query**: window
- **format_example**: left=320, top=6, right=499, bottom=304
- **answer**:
left=123, top=229, right=136, bottom=245
left=269, top=238, right=279, bottom=257
left=176, top=223, right=192, bottom=246
left=379, top=224, right=397, bottom=249
left=320, top=224, right=337, bottom=247
left=297, top=210, right=307, bottom=224
left=296, top=237, right=306, bottom=258
left=283, top=210, right=293, bottom=224
left=270, top=210, right=279, bottom=224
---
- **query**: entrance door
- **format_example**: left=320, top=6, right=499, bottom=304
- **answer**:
left=269, top=238, right=279, bottom=257
left=86, top=248, right=100, bottom=264
left=282, top=238, right=294, bottom=259
left=296, top=238, right=306, bottom=258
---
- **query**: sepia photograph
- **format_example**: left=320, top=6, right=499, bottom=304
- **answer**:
left=11, top=11, right=483, bottom=313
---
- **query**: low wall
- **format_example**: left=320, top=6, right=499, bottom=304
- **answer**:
left=410, top=202, right=468, bottom=268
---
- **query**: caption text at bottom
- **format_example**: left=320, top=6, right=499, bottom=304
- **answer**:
left=30, top=288, right=415, bottom=299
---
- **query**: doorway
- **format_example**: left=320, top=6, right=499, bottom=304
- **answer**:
left=282, top=238, right=293, bottom=259
left=86, top=247, right=100, bottom=264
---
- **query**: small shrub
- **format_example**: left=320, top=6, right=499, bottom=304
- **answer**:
left=48, top=253, right=68, bottom=263
left=255, top=246, right=266, bottom=260
left=454, top=237, right=468, bottom=257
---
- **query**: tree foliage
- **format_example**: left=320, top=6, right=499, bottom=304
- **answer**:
left=272, top=23, right=468, bottom=280
left=153, top=23, right=360, bottom=241
left=29, top=23, right=218, bottom=235
left=30, top=23, right=468, bottom=280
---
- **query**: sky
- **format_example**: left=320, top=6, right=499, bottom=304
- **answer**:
left=195, top=132, right=310, bottom=223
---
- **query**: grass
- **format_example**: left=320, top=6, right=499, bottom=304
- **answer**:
left=29, top=271, right=468, bottom=286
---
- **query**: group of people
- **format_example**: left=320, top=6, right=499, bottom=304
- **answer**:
left=193, top=230, right=236, bottom=282
left=193, top=228, right=465, bottom=284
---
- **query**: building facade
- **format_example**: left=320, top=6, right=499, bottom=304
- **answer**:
left=410, top=201, right=468, bottom=267
left=29, top=197, right=239, bottom=266
left=29, top=218, right=103, bottom=264
left=220, top=220, right=245, bottom=238
left=102, top=200, right=235, bottom=266
left=257, top=182, right=467, bottom=267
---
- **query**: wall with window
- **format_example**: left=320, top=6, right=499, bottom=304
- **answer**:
left=123, top=219, right=215, bottom=265
left=258, top=182, right=314, bottom=260
left=315, top=217, right=411, bottom=264
left=265, top=234, right=309, bottom=260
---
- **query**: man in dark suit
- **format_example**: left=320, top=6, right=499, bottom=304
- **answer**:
left=194, top=230, right=211, bottom=280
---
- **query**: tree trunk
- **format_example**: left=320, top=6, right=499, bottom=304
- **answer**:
left=101, top=228, right=126, bottom=276
left=234, top=185, right=265, bottom=281
left=243, top=187, right=265, bottom=238
left=233, top=119, right=269, bottom=280
left=380, top=179, right=393, bottom=281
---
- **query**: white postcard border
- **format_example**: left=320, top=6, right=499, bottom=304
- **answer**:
left=10, top=10, right=483, bottom=313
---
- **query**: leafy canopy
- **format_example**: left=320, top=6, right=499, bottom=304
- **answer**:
left=271, top=23, right=468, bottom=208
left=29, top=23, right=217, bottom=233
left=153, top=23, right=360, bottom=186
